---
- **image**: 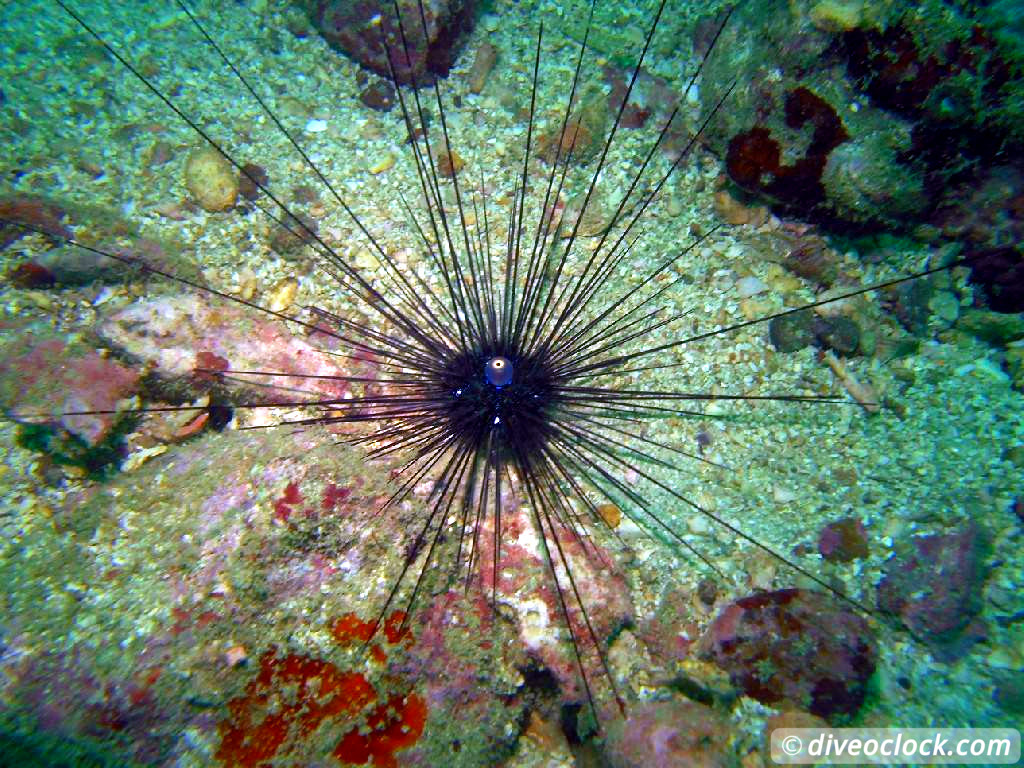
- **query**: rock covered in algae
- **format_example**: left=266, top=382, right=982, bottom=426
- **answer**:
left=97, top=291, right=367, bottom=404
left=701, top=588, right=876, bottom=722
left=877, top=523, right=990, bottom=661
left=303, top=0, right=476, bottom=85
left=0, top=321, right=138, bottom=449
left=697, top=0, right=1024, bottom=232
left=0, top=427, right=524, bottom=766
left=603, top=699, right=738, bottom=768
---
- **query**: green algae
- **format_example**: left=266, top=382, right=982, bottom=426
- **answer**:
left=16, top=417, right=136, bottom=481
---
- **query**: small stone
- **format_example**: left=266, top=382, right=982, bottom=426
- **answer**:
left=238, top=273, right=258, bottom=302
left=687, top=515, right=712, bottom=535
left=769, top=310, right=815, bottom=352
left=813, top=316, right=861, bottom=356
left=818, top=517, right=869, bottom=562
left=19, top=244, right=123, bottom=286
left=304, top=118, right=328, bottom=133
left=560, top=191, right=608, bottom=237
left=784, top=238, right=837, bottom=286
left=225, top=644, right=248, bottom=667
left=697, top=578, right=718, bottom=607
left=596, top=502, right=621, bottom=529
left=520, top=711, right=572, bottom=762
left=270, top=213, right=318, bottom=258
left=358, top=81, right=395, bottom=112
left=604, top=699, right=737, bottom=768
left=929, top=290, right=960, bottom=324
left=736, top=275, right=767, bottom=298
left=713, top=188, right=767, bottom=226
left=877, top=523, right=990, bottom=661
left=369, top=153, right=395, bottom=175
left=121, top=444, right=168, bottom=472
left=238, top=162, right=269, bottom=201
left=467, top=42, right=497, bottom=94
left=268, top=278, right=299, bottom=313
left=665, top=192, right=684, bottom=217
left=809, top=0, right=863, bottom=32
left=184, top=147, right=238, bottom=212
left=435, top=147, right=464, bottom=178
left=772, top=485, right=796, bottom=504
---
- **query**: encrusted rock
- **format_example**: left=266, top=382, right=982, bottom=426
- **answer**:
left=603, top=699, right=739, bottom=768
left=769, top=310, right=816, bottom=352
left=877, top=523, right=990, bottom=660
left=0, top=325, right=139, bottom=449
left=358, top=80, right=396, bottom=111
left=304, top=0, right=476, bottom=85
left=702, top=588, right=876, bottom=721
left=97, top=292, right=365, bottom=406
left=818, top=517, right=869, bottom=562
left=468, top=41, right=497, bottom=94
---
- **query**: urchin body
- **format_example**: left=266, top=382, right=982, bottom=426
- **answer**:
left=436, top=349, right=558, bottom=464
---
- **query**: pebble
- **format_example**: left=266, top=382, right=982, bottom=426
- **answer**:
left=184, top=147, right=238, bottom=212
left=24, top=244, right=123, bottom=286
left=225, top=644, right=248, bottom=667
left=468, top=42, right=498, bottom=94
left=435, top=148, right=465, bottom=177
left=735, top=275, right=767, bottom=298
left=713, top=188, right=767, bottom=226
left=121, top=444, right=168, bottom=472
left=560, top=191, right=608, bottom=237
left=665, top=192, right=683, bottom=217
left=772, top=485, right=797, bottom=504
left=238, top=272, right=258, bottom=301
left=304, top=118, right=328, bottom=133
left=813, top=315, right=862, bottom=356
left=358, top=81, right=395, bottom=112
left=687, top=515, right=712, bottom=535
left=268, top=277, right=298, bottom=312
left=596, top=502, right=622, bottom=529
left=809, top=0, right=863, bottom=32
left=369, top=153, right=395, bottom=174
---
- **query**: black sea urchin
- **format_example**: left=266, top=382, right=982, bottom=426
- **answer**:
left=2, top=0, right=1020, bottom=763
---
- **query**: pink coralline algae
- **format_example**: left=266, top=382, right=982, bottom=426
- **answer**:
left=0, top=330, right=139, bottom=446
left=877, top=523, right=990, bottom=660
left=390, top=589, right=526, bottom=762
left=474, top=504, right=634, bottom=703
left=97, top=292, right=366, bottom=404
left=702, top=588, right=876, bottom=721
left=603, top=699, right=738, bottom=768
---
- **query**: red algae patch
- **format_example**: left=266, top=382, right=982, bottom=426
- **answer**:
left=216, top=611, right=423, bottom=768
left=334, top=693, right=428, bottom=768
left=216, top=650, right=376, bottom=768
